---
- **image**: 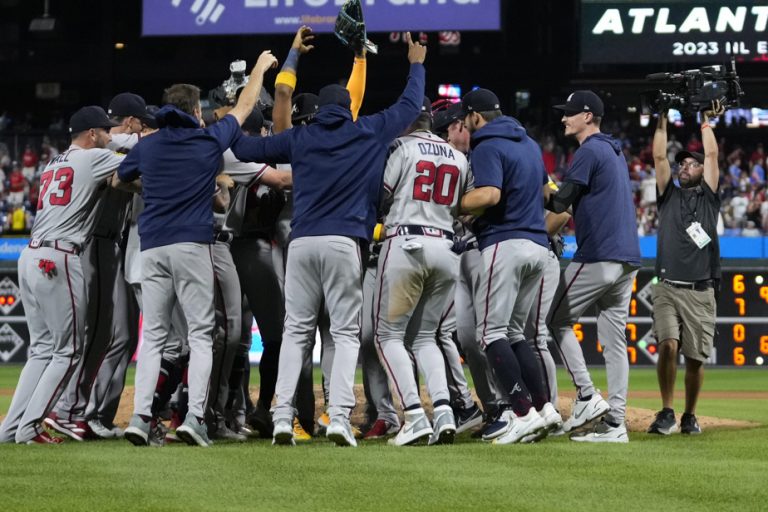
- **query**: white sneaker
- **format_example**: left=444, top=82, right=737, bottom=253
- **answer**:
left=493, top=407, right=546, bottom=445
left=88, top=419, right=116, bottom=439
left=570, top=419, right=629, bottom=443
left=389, top=408, right=433, bottom=446
left=326, top=418, right=358, bottom=448
left=428, top=405, right=456, bottom=446
left=272, top=418, right=295, bottom=446
left=563, top=394, right=610, bottom=432
left=521, top=403, right=563, bottom=443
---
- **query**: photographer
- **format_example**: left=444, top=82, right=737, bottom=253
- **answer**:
left=648, top=101, right=724, bottom=436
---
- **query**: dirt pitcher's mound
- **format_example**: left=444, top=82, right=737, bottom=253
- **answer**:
left=104, top=385, right=759, bottom=433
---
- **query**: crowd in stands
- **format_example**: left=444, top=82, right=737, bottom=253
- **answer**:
left=1, top=111, right=767, bottom=237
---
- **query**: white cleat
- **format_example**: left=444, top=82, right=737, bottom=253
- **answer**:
left=87, top=419, right=117, bottom=439
left=272, top=418, right=295, bottom=446
left=521, top=403, right=563, bottom=443
left=563, top=394, right=610, bottom=432
left=428, top=405, right=456, bottom=446
left=389, top=408, right=433, bottom=446
left=493, top=407, right=546, bottom=445
left=570, top=419, right=629, bottom=443
left=326, top=418, right=358, bottom=448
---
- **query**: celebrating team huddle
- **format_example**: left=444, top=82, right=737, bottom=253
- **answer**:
left=1, top=21, right=649, bottom=448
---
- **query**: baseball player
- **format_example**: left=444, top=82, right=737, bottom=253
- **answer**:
left=546, top=90, right=641, bottom=443
left=121, top=51, right=278, bottom=448
left=231, top=33, right=426, bottom=447
left=374, top=98, right=469, bottom=446
left=46, top=93, right=151, bottom=441
left=459, top=88, right=560, bottom=445
left=0, top=106, right=134, bottom=444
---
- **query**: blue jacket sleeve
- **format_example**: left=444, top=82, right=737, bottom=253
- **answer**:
left=206, top=115, right=242, bottom=151
left=362, top=63, right=424, bottom=144
left=231, top=129, right=294, bottom=164
left=117, top=142, right=141, bottom=182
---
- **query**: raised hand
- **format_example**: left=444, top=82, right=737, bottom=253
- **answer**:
left=406, top=32, right=427, bottom=64
left=292, top=26, right=315, bottom=54
left=254, top=51, right=279, bottom=75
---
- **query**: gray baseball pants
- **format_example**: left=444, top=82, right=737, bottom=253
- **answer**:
left=434, top=300, right=474, bottom=410
left=271, top=236, right=362, bottom=423
left=547, top=261, right=638, bottom=424
left=133, top=243, right=214, bottom=420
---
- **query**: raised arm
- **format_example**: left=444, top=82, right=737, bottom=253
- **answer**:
left=228, top=51, right=279, bottom=126
left=653, top=112, right=672, bottom=194
left=347, top=52, right=366, bottom=121
left=231, top=129, right=294, bottom=165
left=701, top=100, right=725, bottom=192
left=273, top=26, right=314, bottom=134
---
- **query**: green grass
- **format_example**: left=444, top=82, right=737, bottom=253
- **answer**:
left=0, top=365, right=767, bottom=511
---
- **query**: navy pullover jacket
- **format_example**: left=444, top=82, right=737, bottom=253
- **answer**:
left=231, top=63, right=425, bottom=242
left=118, top=106, right=240, bottom=251
left=469, top=116, right=548, bottom=251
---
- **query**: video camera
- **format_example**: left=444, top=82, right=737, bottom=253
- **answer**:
left=208, top=59, right=274, bottom=111
left=639, top=58, right=744, bottom=115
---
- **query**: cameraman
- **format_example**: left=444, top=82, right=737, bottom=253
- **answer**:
left=648, top=101, right=724, bottom=436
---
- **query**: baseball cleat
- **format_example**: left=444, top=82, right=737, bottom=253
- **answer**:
left=293, top=418, right=312, bottom=441
left=318, top=412, right=331, bottom=430
left=428, top=405, right=456, bottom=445
left=648, top=408, right=678, bottom=435
left=563, top=394, right=610, bottom=432
left=176, top=416, right=213, bottom=447
left=570, top=418, right=628, bottom=443
left=25, top=431, right=64, bottom=445
left=481, top=409, right=513, bottom=441
left=493, top=407, right=546, bottom=445
left=454, top=403, right=484, bottom=434
left=124, top=415, right=151, bottom=447
left=272, top=418, right=295, bottom=446
left=87, top=419, right=117, bottom=439
left=43, top=413, right=86, bottom=442
left=148, top=419, right=167, bottom=448
left=247, top=406, right=273, bottom=438
left=326, top=417, right=358, bottom=447
left=521, top=403, right=562, bottom=443
left=211, top=423, right=247, bottom=442
left=680, top=413, right=702, bottom=435
left=389, top=408, right=433, bottom=446
left=363, top=419, right=399, bottom=440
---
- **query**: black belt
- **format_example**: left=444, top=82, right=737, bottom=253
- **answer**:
left=662, top=279, right=714, bottom=291
left=465, top=241, right=479, bottom=251
left=28, top=239, right=82, bottom=255
left=387, top=225, right=453, bottom=240
left=215, top=231, right=234, bottom=244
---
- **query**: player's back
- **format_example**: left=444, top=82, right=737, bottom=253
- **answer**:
left=383, top=131, right=469, bottom=233
left=31, top=145, right=123, bottom=246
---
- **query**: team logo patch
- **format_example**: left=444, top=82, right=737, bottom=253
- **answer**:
left=0, top=323, right=24, bottom=363
left=0, top=276, right=21, bottom=315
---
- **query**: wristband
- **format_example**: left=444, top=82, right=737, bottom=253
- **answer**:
left=275, top=71, right=297, bottom=90
left=701, top=123, right=711, bottom=130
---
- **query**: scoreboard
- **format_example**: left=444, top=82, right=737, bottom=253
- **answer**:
left=576, top=268, right=768, bottom=366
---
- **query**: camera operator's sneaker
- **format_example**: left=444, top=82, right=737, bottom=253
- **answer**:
left=570, top=418, right=628, bottom=443
left=493, top=407, right=546, bottom=445
left=428, top=405, right=456, bottom=445
left=389, top=408, right=433, bottom=446
left=176, top=416, right=213, bottom=447
left=648, top=408, right=677, bottom=435
left=680, top=413, right=702, bottom=435
left=272, top=418, right=294, bottom=446
left=563, top=394, right=610, bottom=432
left=455, top=403, right=483, bottom=434
left=326, top=417, right=358, bottom=447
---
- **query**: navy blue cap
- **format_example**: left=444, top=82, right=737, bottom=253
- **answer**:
left=433, top=102, right=462, bottom=132
left=242, top=108, right=265, bottom=133
left=69, top=106, right=119, bottom=133
left=108, top=92, right=155, bottom=122
left=461, top=88, right=500, bottom=116
left=292, top=93, right=320, bottom=121
left=318, top=84, right=351, bottom=110
left=554, top=90, right=604, bottom=117
left=675, top=151, right=704, bottom=165
left=421, top=96, right=432, bottom=115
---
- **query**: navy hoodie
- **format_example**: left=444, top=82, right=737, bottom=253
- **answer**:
left=231, top=63, right=425, bottom=242
left=469, top=116, right=548, bottom=251
left=564, top=132, right=641, bottom=265
left=118, top=106, right=240, bottom=251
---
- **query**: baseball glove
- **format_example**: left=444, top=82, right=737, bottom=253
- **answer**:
left=334, top=0, right=378, bottom=55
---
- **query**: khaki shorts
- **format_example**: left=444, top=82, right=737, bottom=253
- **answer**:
left=652, top=281, right=716, bottom=362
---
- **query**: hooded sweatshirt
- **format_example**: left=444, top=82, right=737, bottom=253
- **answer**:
left=563, top=132, right=641, bottom=265
left=118, top=106, right=240, bottom=251
left=231, top=63, right=425, bottom=242
left=469, top=115, right=548, bottom=251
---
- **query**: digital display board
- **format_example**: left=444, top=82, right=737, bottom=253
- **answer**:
left=581, top=1, right=768, bottom=64
left=574, top=268, right=768, bottom=367
left=142, top=0, right=501, bottom=37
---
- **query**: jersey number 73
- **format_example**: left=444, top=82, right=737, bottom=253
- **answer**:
left=412, top=160, right=459, bottom=205
left=37, top=167, right=74, bottom=210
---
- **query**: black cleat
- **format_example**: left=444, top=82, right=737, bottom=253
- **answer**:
left=680, top=413, right=702, bottom=435
left=648, top=408, right=677, bottom=435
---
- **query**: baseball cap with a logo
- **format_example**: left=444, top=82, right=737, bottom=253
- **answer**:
left=421, top=96, right=432, bottom=115
left=553, top=90, right=604, bottom=117
left=460, top=88, right=501, bottom=117
left=69, top=106, right=120, bottom=133
left=108, top=92, right=155, bottom=123
left=292, top=93, right=320, bottom=122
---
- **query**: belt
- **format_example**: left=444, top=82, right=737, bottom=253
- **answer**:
left=215, top=231, right=234, bottom=244
left=386, top=225, right=453, bottom=240
left=662, top=278, right=714, bottom=291
left=466, top=241, right=479, bottom=251
left=28, top=239, right=82, bottom=255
